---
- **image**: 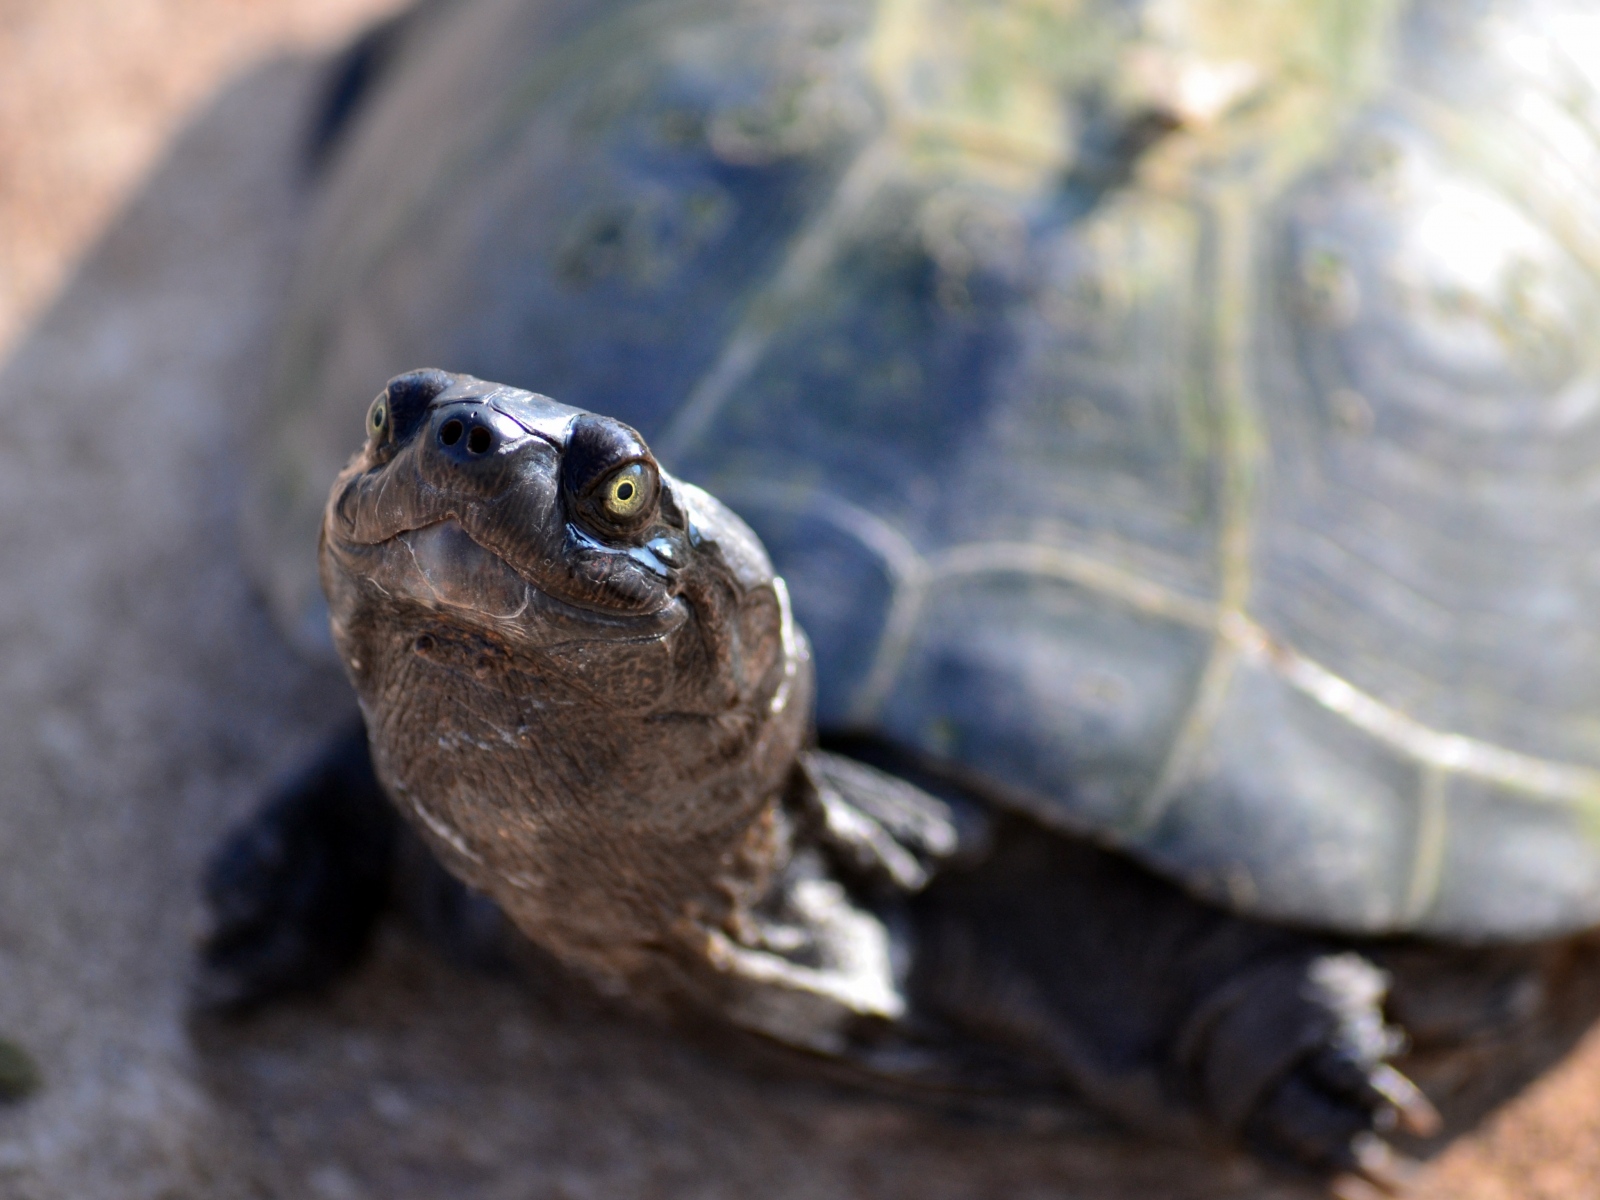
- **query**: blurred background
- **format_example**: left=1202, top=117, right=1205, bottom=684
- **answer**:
left=0, top=0, right=397, bottom=355
left=1, top=0, right=1600, bottom=1196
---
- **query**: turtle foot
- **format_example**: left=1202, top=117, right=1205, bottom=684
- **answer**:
left=195, top=724, right=396, bottom=1012
left=1185, top=952, right=1439, bottom=1190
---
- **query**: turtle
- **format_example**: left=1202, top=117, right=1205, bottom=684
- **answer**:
left=201, top=0, right=1600, bottom=1188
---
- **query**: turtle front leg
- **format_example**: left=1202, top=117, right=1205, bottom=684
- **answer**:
left=909, top=822, right=1437, bottom=1191
left=195, top=722, right=397, bottom=1010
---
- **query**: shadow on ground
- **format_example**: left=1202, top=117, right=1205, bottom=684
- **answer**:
left=0, top=45, right=1597, bottom=1200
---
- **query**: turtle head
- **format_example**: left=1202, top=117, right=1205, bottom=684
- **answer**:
left=319, top=370, right=810, bottom=982
left=323, top=368, right=801, bottom=713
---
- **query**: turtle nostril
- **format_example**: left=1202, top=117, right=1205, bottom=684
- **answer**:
left=439, top=419, right=464, bottom=447
left=467, top=425, right=492, bottom=455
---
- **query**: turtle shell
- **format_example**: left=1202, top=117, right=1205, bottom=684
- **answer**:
left=252, top=0, right=1600, bottom=939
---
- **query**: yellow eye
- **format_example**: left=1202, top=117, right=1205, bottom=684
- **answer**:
left=368, top=398, right=387, bottom=437
left=601, top=462, right=652, bottom=519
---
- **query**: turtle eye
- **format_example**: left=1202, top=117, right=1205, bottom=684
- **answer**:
left=367, top=396, right=388, bottom=442
left=601, top=462, right=654, bottom=520
left=562, top=413, right=661, bottom=538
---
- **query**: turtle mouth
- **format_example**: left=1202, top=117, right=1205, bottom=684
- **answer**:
left=331, top=518, right=688, bottom=643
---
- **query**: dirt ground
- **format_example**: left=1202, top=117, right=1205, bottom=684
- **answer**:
left=0, top=0, right=400, bottom=357
left=2, top=1, right=1600, bottom=1197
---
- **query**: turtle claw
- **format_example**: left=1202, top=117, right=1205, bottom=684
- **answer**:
left=1244, top=1067, right=1398, bottom=1181
left=1368, top=1063, right=1442, bottom=1138
left=1347, top=1132, right=1422, bottom=1193
left=1245, top=1031, right=1433, bottom=1185
left=1246, top=1065, right=1427, bottom=1192
left=1330, top=1166, right=1405, bottom=1200
left=1297, top=1044, right=1440, bottom=1141
left=1328, top=1133, right=1425, bottom=1197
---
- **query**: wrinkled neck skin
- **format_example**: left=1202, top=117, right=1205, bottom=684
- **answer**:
left=320, top=377, right=811, bottom=1010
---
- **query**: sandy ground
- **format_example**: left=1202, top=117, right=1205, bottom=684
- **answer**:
left=2, top=2, right=1600, bottom=1197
